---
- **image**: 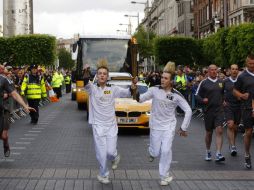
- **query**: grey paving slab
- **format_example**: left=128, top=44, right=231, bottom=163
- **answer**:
left=45, top=180, right=56, bottom=190
left=54, top=169, right=67, bottom=178
left=175, top=181, right=190, bottom=190
left=137, top=170, right=151, bottom=180
left=73, top=180, right=83, bottom=190
left=121, top=180, right=133, bottom=190
left=78, top=169, right=90, bottom=179
left=92, top=180, right=103, bottom=190
left=139, top=180, right=152, bottom=190
left=41, top=169, right=55, bottom=178
left=126, top=170, right=139, bottom=180
left=64, top=180, right=75, bottom=190
left=148, top=170, right=159, bottom=179
left=172, top=170, right=189, bottom=179
left=221, top=180, right=239, bottom=190
left=5, top=169, right=20, bottom=178
left=16, top=169, right=32, bottom=178
left=0, top=169, right=9, bottom=177
left=113, top=170, right=127, bottom=179
left=24, top=180, right=38, bottom=190
left=111, top=180, right=122, bottom=190
left=66, top=169, right=78, bottom=179
left=167, top=181, right=180, bottom=190
left=203, top=181, right=218, bottom=190
left=0, top=179, right=11, bottom=189
left=130, top=180, right=142, bottom=190
left=34, top=179, right=47, bottom=190
left=148, top=180, right=162, bottom=190
left=29, top=169, right=44, bottom=178
left=209, top=181, right=227, bottom=190
left=15, top=179, right=29, bottom=190
left=83, top=180, right=93, bottom=190
left=4, top=179, right=20, bottom=190
left=193, top=181, right=208, bottom=190
left=184, top=171, right=201, bottom=180
left=185, top=181, right=201, bottom=190
left=54, top=180, right=65, bottom=190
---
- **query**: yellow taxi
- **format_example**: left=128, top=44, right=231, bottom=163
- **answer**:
left=111, top=80, right=151, bottom=129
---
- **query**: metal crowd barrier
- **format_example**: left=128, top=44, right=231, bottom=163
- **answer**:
left=5, top=97, right=51, bottom=124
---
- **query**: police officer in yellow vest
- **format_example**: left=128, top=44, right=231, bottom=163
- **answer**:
left=65, top=72, right=71, bottom=93
left=174, top=66, right=189, bottom=114
left=21, top=64, right=47, bottom=124
left=51, top=70, right=62, bottom=99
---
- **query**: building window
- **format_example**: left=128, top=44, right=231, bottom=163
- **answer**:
left=190, top=19, right=194, bottom=32
left=251, top=0, right=254, bottom=4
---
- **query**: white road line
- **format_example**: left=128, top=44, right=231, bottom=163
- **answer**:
left=0, top=159, right=15, bottom=162
left=172, top=161, right=178, bottom=164
left=28, top=131, right=41, bottom=133
left=11, top=152, right=21, bottom=155
left=32, top=128, right=44, bottom=130
left=20, top=138, right=35, bottom=140
left=24, top=134, right=38, bottom=136
left=11, top=147, right=26, bottom=150
left=16, top=142, right=31, bottom=145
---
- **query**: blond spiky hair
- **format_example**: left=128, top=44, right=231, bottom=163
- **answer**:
left=163, top=61, right=175, bottom=74
left=97, top=58, right=109, bottom=71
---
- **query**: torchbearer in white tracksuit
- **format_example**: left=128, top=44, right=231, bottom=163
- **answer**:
left=136, top=62, right=192, bottom=186
left=84, top=59, right=137, bottom=184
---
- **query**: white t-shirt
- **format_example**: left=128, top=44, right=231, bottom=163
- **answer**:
left=139, top=86, right=192, bottom=131
left=85, top=83, right=131, bottom=125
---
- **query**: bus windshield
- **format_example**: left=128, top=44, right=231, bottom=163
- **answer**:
left=81, top=38, right=129, bottom=73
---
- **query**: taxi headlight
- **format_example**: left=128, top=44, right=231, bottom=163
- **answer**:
left=73, top=88, right=77, bottom=92
left=142, top=111, right=150, bottom=116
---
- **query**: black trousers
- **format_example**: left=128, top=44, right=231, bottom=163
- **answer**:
left=66, top=84, right=71, bottom=93
left=53, top=87, right=61, bottom=99
left=27, top=99, right=40, bottom=123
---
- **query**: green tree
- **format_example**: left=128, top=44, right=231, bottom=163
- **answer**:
left=0, top=34, right=56, bottom=66
left=133, top=26, right=156, bottom=59
left=58, top=48, right=75, bottom=69
left=154, top=36, right=203, bottom=67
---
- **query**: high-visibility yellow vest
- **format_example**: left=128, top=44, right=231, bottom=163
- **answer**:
left=51, top=73, right=62, bottom=88
left=65, top=76, right=71, bottom=84
left=21, top=75, right=47, bottom=99
left=175, top=75, right=187, bottom=90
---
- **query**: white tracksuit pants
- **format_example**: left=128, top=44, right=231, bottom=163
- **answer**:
left=92, top=124, right=118, bottom=177
left=149, top=128, right=175, bottom=179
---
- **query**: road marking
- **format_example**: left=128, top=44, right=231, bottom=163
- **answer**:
left=16, top=142, right=31, bottom=145
left=172, top=161, right=178, bottom=164
left=24, top=134, right=38, bottom=136
left=0, top=158, right=15, bottom=162
left=12, top=152, right=21, bottom=155
left=20, top=138, right=35, bottom=140
left=28, top=131, right=41, bottom=133
left=32, top=128, right=44, bottom=130
left=11, top=147, right=26, bottom=150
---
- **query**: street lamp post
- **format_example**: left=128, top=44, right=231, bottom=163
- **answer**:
left=116, top=29, right=128, bottom=35
left=131, top=0, right=152, bottom=71
left=119, top=23, right=132, bottom=35
left=124, top=14, right=140, bottom=27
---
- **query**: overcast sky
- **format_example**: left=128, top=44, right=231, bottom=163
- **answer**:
left=0, top=0, right=148, bottom=38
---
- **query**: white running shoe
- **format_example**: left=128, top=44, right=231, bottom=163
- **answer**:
left=160, top=176, right=173, bottom=186
left=97, top=175, right=110, bottom=184
left=112, top=154, right=120, bottom=170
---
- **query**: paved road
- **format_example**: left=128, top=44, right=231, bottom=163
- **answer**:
left=0, top=94, right=253, bottom=190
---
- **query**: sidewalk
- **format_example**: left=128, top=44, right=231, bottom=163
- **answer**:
left=0, top=168, right=253, bottom=189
